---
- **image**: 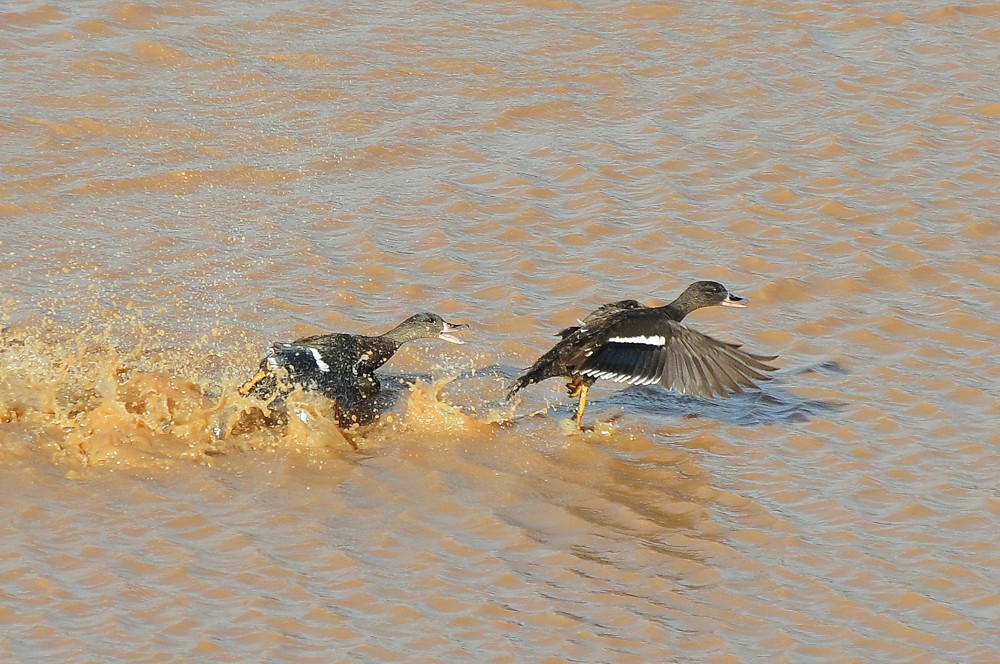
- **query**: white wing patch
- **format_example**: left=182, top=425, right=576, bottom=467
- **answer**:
left=580, top=368, right=659, bottom=386
left=608, top=335, right=666, bottom=346
left=309, top=347, right=331, bottom=372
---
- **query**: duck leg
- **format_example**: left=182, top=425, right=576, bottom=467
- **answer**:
left=573, top=382, right=590, bottom=429
left=566, top=376, right=591, bottom=429
left=238, top=368, right=270, bottom=397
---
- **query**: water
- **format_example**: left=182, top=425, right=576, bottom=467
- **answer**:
left=2, top=1, right=999, bottom=660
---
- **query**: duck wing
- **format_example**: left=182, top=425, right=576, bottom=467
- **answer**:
left=239, top=338, right=346, bottom=400
left=577, top=316, right=777, bottom=398
left=508, top=301, right=647, bottom=398
left=264, top=339, right=341, bottom=380
left=261, top=336, right=383, bottom=414
left=555, top=299, right=645, bottom=339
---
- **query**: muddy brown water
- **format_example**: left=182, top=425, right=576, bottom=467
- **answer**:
left=2, top=2, right=999, bottom=661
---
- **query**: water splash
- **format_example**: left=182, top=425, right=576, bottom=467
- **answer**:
left=0, top=317, right=486, bottom=470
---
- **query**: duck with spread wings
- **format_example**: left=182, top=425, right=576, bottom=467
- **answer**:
left=507, top=281, right=777, bottom=428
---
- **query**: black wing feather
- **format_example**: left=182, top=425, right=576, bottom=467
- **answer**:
left=509, top=298, right=777, bottom=403
left=575, top=315, right=776, bottom=398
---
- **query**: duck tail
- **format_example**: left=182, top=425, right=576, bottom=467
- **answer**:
left=507, top=347, right=568, bottom=400
left=505, top=377, right=525, bottom=401
left=506, top=372, right=534, bottom=401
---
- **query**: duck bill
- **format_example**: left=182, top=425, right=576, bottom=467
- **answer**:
left=439, top=321, right=468, bottom=344
left=720, top=293, right=748, bottom=308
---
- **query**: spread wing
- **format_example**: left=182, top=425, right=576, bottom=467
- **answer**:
left=576, top=316, right=777, bottom=398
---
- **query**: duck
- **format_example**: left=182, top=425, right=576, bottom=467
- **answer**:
left=506, top=281, right=777, bottom=429
left=239, top=312, right=468, bottom=426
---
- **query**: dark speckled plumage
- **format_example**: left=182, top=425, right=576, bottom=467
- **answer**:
left=507, top=281, right=777, bottom=428
left=240, top=312, right=467, bottom=426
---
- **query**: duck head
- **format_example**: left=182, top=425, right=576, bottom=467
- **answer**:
left=390, top=312, right=469, bottom=344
